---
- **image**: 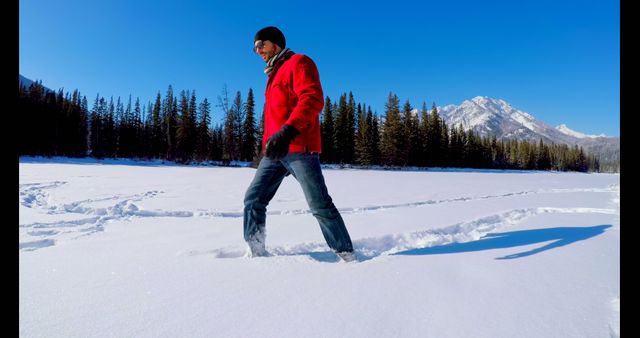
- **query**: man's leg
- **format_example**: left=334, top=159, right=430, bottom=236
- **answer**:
left=283, top=152, right=354, bottom=254
left=243, top=156, right=289, bottom=255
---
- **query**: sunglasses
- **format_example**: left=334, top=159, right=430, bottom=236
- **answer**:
left=253, top=40, right=267, bottom=53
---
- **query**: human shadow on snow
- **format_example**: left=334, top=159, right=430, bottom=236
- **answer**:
left=394, top=224, right=612, bottom=259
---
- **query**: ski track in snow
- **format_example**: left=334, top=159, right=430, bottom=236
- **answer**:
left=197, top=206, right=617, bottom=262
left=20, top=183, right=186, bottom=249
left=19, top=181, right=67, bottom=208
left=19, top=239, right=55, bottom=251
left=19, top=180, right=619, bottom=253
left=196, top=185, right=620, bottom=218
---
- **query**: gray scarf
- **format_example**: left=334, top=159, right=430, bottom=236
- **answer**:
left=264, top=48, right=292, bottom=76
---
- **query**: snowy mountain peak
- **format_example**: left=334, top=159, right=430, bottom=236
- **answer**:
left=555, top=124, right=606, bottom=139
left=436, top=96, right=618, bottom=165
left=469, top=96, right=506, bottom=108
left=470, top=95, right=490, bottom=104
left=439, top=96, right=536, bottom=134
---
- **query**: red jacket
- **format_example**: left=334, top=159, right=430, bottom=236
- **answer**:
left=262, top=52, right=324, bottom=153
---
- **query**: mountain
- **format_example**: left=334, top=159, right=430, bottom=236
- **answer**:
left=437, top=96, right=619, bottom=167
left=555, top=124, right=606, bottom=139
left=19, top=74, right=54, bottom=93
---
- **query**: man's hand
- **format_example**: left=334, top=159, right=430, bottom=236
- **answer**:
left=265, top=124, right=300, bottom=160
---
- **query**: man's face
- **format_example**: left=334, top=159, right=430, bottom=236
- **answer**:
left=254, top=40, right=280, bottom=62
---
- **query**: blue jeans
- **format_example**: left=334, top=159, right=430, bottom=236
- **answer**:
left=243, top=152, right=353, bottom=253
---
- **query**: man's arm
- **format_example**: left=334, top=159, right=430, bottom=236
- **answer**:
left=285, top=56, right=324, bottom=134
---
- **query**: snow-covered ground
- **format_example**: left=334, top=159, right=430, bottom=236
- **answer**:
left=19, top=157, right=620, bottom=338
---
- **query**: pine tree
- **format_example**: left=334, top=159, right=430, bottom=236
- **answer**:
left=221, top=86, right=241, bottom=162
left=196, top=98, right=212, bottom=161
left=164, top=85, right=177, bottom=161
left=189, top=91, right=198, bottom=152
left=517, top=140, right=531, bottom=169
left=26, top=82, right=41, bottom=154
left=61, top=90, right=73, bottom=155
left=79, top=95, right=89, bottom=157
left=355, top=103, right=369, bottom=165
left=334, top=93, right=348, bottom=163
left=132, top=98, right=143, bottom=158
left=151, top=93, right=163, bottom=158
left=320, top=96, right=336, bottom=163
left=176, top=90, right=194, bottom=163
left=417, top=102, right=429, bottom=166
left=537, top=139, right=551, bottom=170
left=440, top=120, right=450, bottom=167
left=257, top=107, right=264, bottom=155
left=402, top=100, right=420, bottom=166
left=574, top=145, right=588, bottom=172
left=490, top=136, right=507, bottom=168
left=23, top=81, right=48, bottom=155
left=380, top=92, right=404, bottom=166
left=143, top=103, right=154, bottom=158
left=468, top=129, right=484, bottom=168
left=449, top=124, right=462, bottom=167
left=460, top=124, right=470, bottom=167
left=210, top=124, right=224, bottom=161
left=241, top=88, right=258, bottom=161
left=89, top=94, right=105, bottom=158
left=44, top=85, right=57, bottom=155
left=234, top=92, right=244, bottom=159
left=355, top=104, right=380, bottom=166
left=113, top=97, right=124, bottom=157
left=345, top=92, right=356, bottom=163
left=102, top=97, right=115, bottom=158
left=17, top=83, right=28, bottom=154
left=116, top=96, right=129, bottom=158
left=148, top=102, right=156, bottom=158
left=64, top=89, right=84, bottom=157
left=124, top=95, right=135, bottom=157
left=52, top=89, right=65, bottom=155
left=426, top=102, right=442, bottom=167
left=367, top=107, right=381, bottom=165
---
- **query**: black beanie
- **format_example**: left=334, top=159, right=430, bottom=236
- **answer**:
left=254, top=26, right=286, bottom=49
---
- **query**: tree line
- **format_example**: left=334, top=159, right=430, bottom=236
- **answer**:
left=322, top=92, right=599, bottom=172
left=18, top=82, right=255, bottom=164
left=18, top=82, right=602, bottom=172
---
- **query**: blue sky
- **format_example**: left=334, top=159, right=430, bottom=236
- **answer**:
left=20, top=0, right=619, bottom=136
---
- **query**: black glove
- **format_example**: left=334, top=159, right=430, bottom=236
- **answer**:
left=265, top=124, right=300, bottom=160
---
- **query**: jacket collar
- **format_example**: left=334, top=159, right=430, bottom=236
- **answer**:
left=267, top=50, right=295, bottom=80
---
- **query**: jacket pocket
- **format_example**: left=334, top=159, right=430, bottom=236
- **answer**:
left=272, top=82, right=292, bottom=104
left=269, top=83, right=292, bottom=118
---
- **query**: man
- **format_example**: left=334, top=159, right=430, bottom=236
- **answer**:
left=243, top=26, right=356, bottom=262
